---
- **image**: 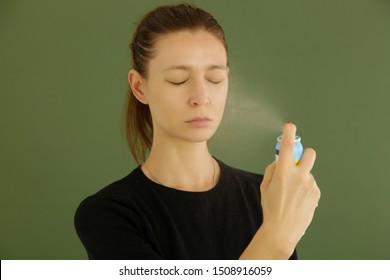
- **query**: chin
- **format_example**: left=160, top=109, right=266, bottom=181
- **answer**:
left=181, top=130, right=216, bottom=143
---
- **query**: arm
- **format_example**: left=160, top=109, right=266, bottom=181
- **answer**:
left=240, top=123, right=321, bottom=260
left=74, top=196, right=163, bottom=260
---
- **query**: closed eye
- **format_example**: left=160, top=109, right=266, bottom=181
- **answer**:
left=208, top=79, right=223, bottom=85
left=168, top=80, right=187, bottom=86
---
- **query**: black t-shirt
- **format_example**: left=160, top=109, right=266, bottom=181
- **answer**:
left=74, top=159, right=297, bottom=259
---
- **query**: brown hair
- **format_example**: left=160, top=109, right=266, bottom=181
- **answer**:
left=126, top=3, right=228, bottom=164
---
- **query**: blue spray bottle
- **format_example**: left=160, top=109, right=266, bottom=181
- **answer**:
left=275, top=135, right=303, bottom=164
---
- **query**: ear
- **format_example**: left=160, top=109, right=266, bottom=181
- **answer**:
left=128, top=69, right=148, bottom=104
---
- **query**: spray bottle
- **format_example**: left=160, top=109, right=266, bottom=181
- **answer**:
left=275, top=135, right=303, bottom=164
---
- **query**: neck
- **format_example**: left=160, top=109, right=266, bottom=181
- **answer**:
left=142, top=139, right=218, bottom=192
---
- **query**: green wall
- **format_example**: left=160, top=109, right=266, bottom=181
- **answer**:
left=1, top=0, right=389, bottom=259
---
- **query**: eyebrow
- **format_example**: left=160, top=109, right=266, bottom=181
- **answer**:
left=163, top=64, right=227, bottom=71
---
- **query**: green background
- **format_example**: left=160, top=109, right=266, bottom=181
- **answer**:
left=1, top=0, right=389, bottom=259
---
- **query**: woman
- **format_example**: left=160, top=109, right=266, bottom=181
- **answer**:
left=74, top=3, right=320, bottom=260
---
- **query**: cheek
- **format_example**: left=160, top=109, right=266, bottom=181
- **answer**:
left=149, top=96, right=174, bottom=119
left=214, top=86, right=228, bottom=112
left=148, top=88, right=184, bottom=121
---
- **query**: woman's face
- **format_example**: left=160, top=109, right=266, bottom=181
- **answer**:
left=142, top=30, right=229, bottom=145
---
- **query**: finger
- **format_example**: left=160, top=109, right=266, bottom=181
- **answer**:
left=277, top=122, right=296, bottom=167
left=260, top=161, right=276, bottom=190
left=298, top=148, right=316, bottom=173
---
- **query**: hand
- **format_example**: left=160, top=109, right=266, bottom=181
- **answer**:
left=260, top=123, right=321, bottom=255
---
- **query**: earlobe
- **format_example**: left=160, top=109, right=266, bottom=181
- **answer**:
left=128, top=69, right=148, bottom=104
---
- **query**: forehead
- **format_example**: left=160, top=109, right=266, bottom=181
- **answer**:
left=149, top=30, right=227, bottom=70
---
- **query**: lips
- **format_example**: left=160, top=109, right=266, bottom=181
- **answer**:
left=185, top=117, right=213, bottom=127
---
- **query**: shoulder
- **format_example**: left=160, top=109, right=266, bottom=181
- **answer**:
left=78, top=168, right=137, bottom=202
left=74, top=166, right=148, bottom=226
left=73, top=167, right=165, bottom=259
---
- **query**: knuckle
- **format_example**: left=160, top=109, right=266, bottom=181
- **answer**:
left=316, top=186, right=321, bottom=199
left=296, top=172, right=308, bottom=185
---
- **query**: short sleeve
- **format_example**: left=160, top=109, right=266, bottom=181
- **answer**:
left=74, top=196, right=164, bottom=260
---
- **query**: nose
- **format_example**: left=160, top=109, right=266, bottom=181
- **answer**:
left=189, top=79, right=209, bottom=107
